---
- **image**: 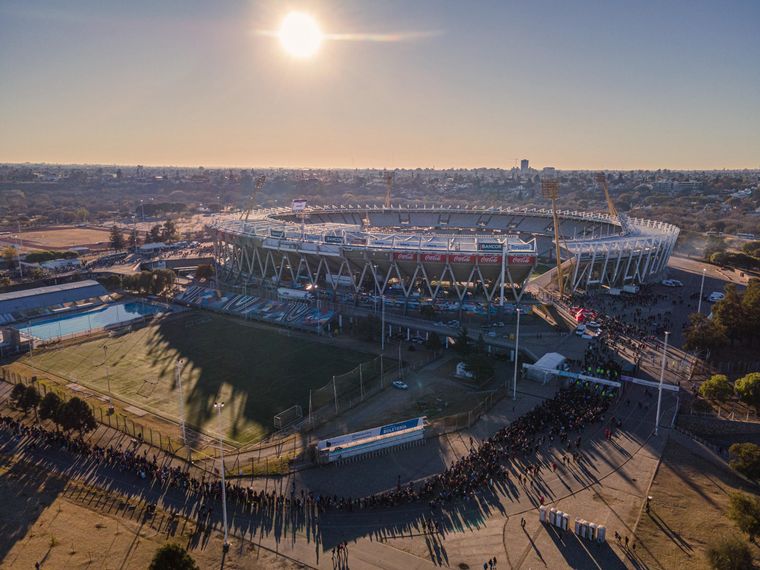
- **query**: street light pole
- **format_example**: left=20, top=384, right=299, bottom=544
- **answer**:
left=697, top=268, right=706, bottom=314
left=655, top=331, right=670, bottom=436
left=176, top=359, right=186, bottom=449
left=381, top=294, right=386, bottom=352
left=214, top=401, right=230, bottom=552
left=512, top=308, right=521, bottom=400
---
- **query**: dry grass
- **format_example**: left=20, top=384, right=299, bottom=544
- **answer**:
left=634, top=438, right=760, bottom=570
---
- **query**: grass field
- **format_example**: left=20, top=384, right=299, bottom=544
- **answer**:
left=18, top=313, right=370, bottom=445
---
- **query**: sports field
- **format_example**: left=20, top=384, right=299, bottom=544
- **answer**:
left=19, top=313, right=370, bottom=445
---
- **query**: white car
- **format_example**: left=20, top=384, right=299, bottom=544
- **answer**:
left=585, top=321, right=601, bottom=330
left=392, top=380, right=409, bottom=390
left=661, top=279, right=683, bottom=287
left=707, top=292, right=725, bottom=303
left=575, top=325, right=587, bottom=335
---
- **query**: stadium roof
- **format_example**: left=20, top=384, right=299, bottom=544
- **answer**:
left=0, top=280, right=107, bottom=315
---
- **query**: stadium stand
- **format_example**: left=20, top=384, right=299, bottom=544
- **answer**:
left=0, top=280, right=111, bottom=324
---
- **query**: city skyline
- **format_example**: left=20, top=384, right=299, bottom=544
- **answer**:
left=1, top=0, right=759, bottom=170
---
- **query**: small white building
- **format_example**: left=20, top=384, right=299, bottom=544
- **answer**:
left=526, top=352, right=567, bottom=384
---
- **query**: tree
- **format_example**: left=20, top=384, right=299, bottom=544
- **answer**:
left=195, top=264, right=214, bottom=281
left=699, top=374, right=733, bottom=401
left=683, top=313, right=728, bottom=354
left=39, top=392, right=64, bottom=429
left=147, top=225, right=162, bottom=244
left=10, top=383, right=40, bottom=416
left=1, top=245, right=16, bottom=266
left=729, top=443, right=760, bottom=480
left=426, top=331, right=442, bottom=351
left=728, top=492, right=760, bottom=541
left=454, top=327, right=471, bottom=355
left=463, top=353, right=495, bottom=384
left=713, top=284, right=746, bottom=345
left=161, top=220, right=178, bottom=243
left=58, top=397, right=97, bottom=436
left=109, top=225, right=125, bottom=251
left=148, top=543, right=199, bottom=570
left=128, top=228, right=140, bottom=250
left=735, top=373, right=760, bottom=408
left=742, top=279, right=760, bottom=345
left=706, top=535, right=753, bottom=570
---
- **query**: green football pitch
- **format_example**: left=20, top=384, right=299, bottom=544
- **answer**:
left=21, top=313, right=370, bottom=444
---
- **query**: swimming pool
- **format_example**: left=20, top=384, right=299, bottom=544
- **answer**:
left=20, top=302, right=165, bottom=340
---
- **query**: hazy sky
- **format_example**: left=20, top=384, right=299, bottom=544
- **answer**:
left=1, top=0, right=759, bottom=170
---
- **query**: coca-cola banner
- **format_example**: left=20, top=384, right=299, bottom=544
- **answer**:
left=421, top=253, right=445, bottom=263
left=507, top=254, right=536, bottom=265
left=393, top=252, right=418, bottom=262
left=448, top=254, right=475, bottom=264
left=477, top=255, right=502, bottom=265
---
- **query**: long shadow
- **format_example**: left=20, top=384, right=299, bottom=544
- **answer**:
left=0, top=436, right=68, bottom=564
left=543, top=523, right=627, bottom=570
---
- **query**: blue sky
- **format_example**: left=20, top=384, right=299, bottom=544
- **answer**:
left=1, top=0, right=758, bottom=169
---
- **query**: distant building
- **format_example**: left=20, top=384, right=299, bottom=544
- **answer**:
left=542, top=167, right=556, bottom=177
left=520, top=159, right=529, bottom=174
left=673, top=181, right=701, bottom=193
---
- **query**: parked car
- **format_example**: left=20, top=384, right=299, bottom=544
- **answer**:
left=707, top=292, right=725, bottom=303
left=392, top=380, right=409, bottom=390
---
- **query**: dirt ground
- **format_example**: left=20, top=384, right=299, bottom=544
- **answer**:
left=633, top=438, right=760, bottom=569
left=5, top=227, right=112, bottom=251
left=0, top=453, right=297, bottom=569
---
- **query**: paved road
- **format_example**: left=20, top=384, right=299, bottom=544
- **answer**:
left=1, top=381, right=678, bottom=569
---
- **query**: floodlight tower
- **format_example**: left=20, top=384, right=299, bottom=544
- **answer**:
left=384, top=171, right=394, bottom=208
left=541, top=177, right=565, bottom=298
left=595, top=173, right=631, bottom=234
left=240, top=175, right=267, bottom=222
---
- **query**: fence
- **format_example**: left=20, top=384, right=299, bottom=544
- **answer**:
left=426, top=389, right=502, bottom=437
left=1, top=366, right=218, bottom=480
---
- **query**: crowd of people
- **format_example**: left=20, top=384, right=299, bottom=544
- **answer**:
left=1, top=381, right=617, bottom=524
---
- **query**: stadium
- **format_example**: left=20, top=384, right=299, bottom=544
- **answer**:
left=211, top=204, right=679, bottom=301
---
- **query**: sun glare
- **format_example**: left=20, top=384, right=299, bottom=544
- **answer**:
left=278, top=12, right=323, bottom=59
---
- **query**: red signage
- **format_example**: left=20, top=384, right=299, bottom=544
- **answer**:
left=508, top=255, right=536, bottom=265
left=393, top=252, right=418, bottom=262
left=449, top=254, right=475, bottom=264
left=477, top=255, right=502, bottom=265
left=421, top=253, right=445, bottom=263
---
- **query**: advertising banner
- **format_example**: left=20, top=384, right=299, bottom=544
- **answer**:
left=477, top=255, right=502, bottom=265
left=478, top=242, right=503, bottom=252
left=448, top=254, right=475, bottom=264
left=393, top=252, right=418, bottom=262
left=270, top=229, right=285, bottom=238
left=317, top=417, right=424, bottom=450
left=507, top=254, right=536, bottom=265
left=324, top=235, right=344, bottom=245
left=421, top=253, right=445, bottom=263
left=291, top=199, right=307, bottom=212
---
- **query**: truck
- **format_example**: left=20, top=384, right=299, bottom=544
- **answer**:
left=277, top=287, right=313, bottom=301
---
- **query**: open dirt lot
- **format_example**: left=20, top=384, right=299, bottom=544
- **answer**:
left=0, top=453, right=295, bottom=569
left=633, top=438, right=760, bottom=569
left=9, top=226, right=112, bottom=250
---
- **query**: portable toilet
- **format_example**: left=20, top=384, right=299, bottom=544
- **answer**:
left=554, top=511, right=564, bottom=528
left=589, top=522, right=597, bottom=541
left=562, top=513, right=570, bottom=531
left=549, top=507, right=557, bottom=525
left=574, top=518, right=581, bottom=534
left=539, top=505, right=546, bottom=523
left=597, top=525, right=606, bottom=542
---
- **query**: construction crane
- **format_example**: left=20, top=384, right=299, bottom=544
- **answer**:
left=594, top=173, right=631, bottom=234
left=384, top=171, right=394, bottom=208
left=240, top=175, right=267, bottom=222
left=541, top=177, right=565, bottom=298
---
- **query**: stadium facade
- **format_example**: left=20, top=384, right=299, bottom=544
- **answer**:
left=211, top=205, right=679, bottom=302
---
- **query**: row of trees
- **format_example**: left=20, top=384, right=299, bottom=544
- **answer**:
left=706, top=491, right=760, bottom=569
left=10, top=383, right=97, bottom=435
left=699, top=373, right=760, bottom=408
left=684, top=279, right=760, bottom=354
left=109, top=220, right=179, bottom=251
left=453, top=328, right=495, bottom=384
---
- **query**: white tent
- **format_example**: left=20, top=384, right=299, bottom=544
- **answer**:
left=526, top=352, right=567, bottom=384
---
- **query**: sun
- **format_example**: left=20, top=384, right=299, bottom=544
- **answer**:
left=278, top=12, right=323, bottom=59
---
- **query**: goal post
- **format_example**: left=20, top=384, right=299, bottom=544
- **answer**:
left=274, top=405, right=303, bottom=430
